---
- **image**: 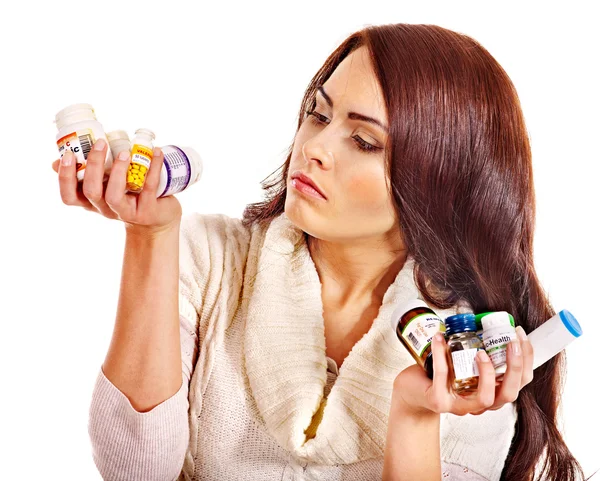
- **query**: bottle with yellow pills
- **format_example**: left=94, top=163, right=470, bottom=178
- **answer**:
left=126, top=128, right=155, bottom=194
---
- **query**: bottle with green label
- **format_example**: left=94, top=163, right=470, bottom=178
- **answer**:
left=474, top=311, right=514, bottom=342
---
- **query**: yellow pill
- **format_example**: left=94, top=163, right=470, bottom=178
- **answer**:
left=132, top=165, right=139, bottom=171
left=127, top=176, right=134, bottom=183
left=139, top=166, right=147, bottom=173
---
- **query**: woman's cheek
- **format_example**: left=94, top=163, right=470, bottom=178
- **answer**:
left=346, top=170, right=390, bottom=213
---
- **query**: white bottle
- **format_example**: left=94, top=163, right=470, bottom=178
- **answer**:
left=106, top=130, right=203, bottom=198
left=481, top=312, right=517, bottom=377
left=106, top=130, right=131, bottom=159
left=54, top=104, right=113, bottom=182
left=528, top=309, right=583, bottom=370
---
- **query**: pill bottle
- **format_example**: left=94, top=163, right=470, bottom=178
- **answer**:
left=390, top=299, right=446, bottom=380
left=127, top=128, right=155, bottom=194
left=481, top=311, right=517, bottom=379
left=528, top=309, right=583, bottom=370
left=108, top=130, right=203, bottom=198
left=106, top=130, right=131, bottom=159
left=54, top=103, right=114, bottom=182
left=445, top=313, right=485, bottom=395
left=474, top=311, right=515, bottom=342
left=157, top=145, right=203, bottom=198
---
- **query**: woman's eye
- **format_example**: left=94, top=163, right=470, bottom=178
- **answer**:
left=304, top=109, right=382, bottom=154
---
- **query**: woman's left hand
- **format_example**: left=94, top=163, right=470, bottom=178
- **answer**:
left=392, top=326, right=534, bottom=417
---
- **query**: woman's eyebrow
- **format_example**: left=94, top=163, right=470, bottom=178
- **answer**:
left=317, top=86, right=389, bottom=134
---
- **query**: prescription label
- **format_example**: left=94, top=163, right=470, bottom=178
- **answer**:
left=401, top=313, right=446, bottom=357
left=451, top=348, right=482, bottom=380
left=162, top=145, right=192, bottom=197
left=131, top=144, right=153, bottom=169
left=57, top=129, right=95, bottom=175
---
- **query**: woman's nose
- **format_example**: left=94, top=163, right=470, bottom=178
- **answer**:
left=302, top=138, right=334, bottom=169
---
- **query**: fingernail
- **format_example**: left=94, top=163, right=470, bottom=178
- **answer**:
left=61, top=151, right=73, bottom=166
left=117, top=151, right=130, bottom=161
left=511, top=339, right=521, bottom=356
left=434, top=332, right=444, bottom=343
left=153, top=147, right=162, bottom=158
left=516, top=325, right=528, bottom=342
left=477, top=350, right=490, bottom=362
left=93, top=138, right=106, bottom=151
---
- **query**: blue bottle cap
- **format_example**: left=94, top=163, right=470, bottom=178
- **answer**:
left=445, top=313, right=477, bottom=336
left=559, top=309, right=582, bottom=338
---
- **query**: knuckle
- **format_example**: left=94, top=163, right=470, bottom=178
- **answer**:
left=430, top=398, right=450, bottom=414
left=82, top=186, right=102, bottom=202
left=479, top=393, right=495, bottom=408
left=87, top=150, right=105, bottom=164
left=522, top=339, right=534, bottom=354
left=60, top=194, right=77, bottom=206
left=58, top=169, right=72, bottom=180
left=104, top=193, right=120, bottom=207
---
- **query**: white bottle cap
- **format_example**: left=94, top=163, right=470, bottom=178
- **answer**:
left=106, top=130, right=132, bottom=160
left=134, top=128, right=156, bottom=142
left=182, top=146, right=203, bottom=187
left=106, top=130, right=130, bottom=142
left=481, top=311, right=514, bottom=331
left=528, top=309, right=583, bottom=370
left=54, top=103, right=97, bottom=131
left=390, top=298, right=428, bottom=332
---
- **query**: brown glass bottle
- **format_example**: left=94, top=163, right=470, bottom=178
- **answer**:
left=390, top=299, right=446, bottom=379
left=445, top=313, right=485, bottom=394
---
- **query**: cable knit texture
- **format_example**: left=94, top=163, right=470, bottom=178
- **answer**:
left=88, top=212, right=518, bottom=481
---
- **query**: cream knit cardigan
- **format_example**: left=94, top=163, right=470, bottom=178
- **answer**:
left=88, top=212, right=517, bottom=481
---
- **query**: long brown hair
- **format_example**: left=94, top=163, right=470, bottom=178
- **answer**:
left=242, top=23, right=590, bottom=481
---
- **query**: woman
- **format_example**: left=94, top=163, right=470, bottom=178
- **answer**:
left=53, top=23, right=586, bottom=481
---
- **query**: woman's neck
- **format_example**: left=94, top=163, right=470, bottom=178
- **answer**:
left=307, top=230, right=408, bottom=309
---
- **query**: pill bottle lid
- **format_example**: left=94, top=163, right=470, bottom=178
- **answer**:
left=445, top=313, right=477, bottom=336
left=181, top=146, right=203, bottom=185
left=481, top=311, right=515, bottom=331
left=134, top=128, right=156, bottom=141
left=390, top=298, right=429, bottom=331
left=54, top=103, right=97, bottom=130
left=559, top=309, right=583, bottom=338
left=475, top=311, right=514, bottom=330
left=106, top=130, right=130, bottom=142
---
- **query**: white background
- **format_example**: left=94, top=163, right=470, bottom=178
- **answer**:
left=1, top=1, right=598, bottom=479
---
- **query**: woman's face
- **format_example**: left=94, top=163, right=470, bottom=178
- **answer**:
left=285, top=46, right=398, bottom=243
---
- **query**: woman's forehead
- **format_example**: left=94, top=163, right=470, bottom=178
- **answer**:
left=319, top=48, right=386, bottom=120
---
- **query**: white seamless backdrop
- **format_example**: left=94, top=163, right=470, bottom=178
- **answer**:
left=0, top=1, right=598, bottom=479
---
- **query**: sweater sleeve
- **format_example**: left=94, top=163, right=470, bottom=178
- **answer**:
left=87, top=213, right=212, bottom=481
left=87, top=312, right=198, bottom=481
left=87, top=213, right=251, bottom=481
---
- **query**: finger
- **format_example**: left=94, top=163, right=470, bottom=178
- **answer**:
left=455, top=350, right=496, bottom=415
left=137, top=147, right=164, bottom=209
left=494, top=339, right=524, bottom=405
left=475, top=350, right=496, bottom=407
left=52, top=158, right=60, bottom=173
left=429, top=332, right=452, bottom=413
left=516, top=326, right=534, bottom=387
left=81, top=138, right=118, bottom=219
left=58, top=150, right=92, bottom=208
left=105, top=150, right=135, bottom=219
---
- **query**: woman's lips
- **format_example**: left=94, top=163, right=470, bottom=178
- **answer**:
left=291, top=177, right=327, bottom=200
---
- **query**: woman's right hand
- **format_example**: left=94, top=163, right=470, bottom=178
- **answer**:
left=52, top=138, right=182, bottom=237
